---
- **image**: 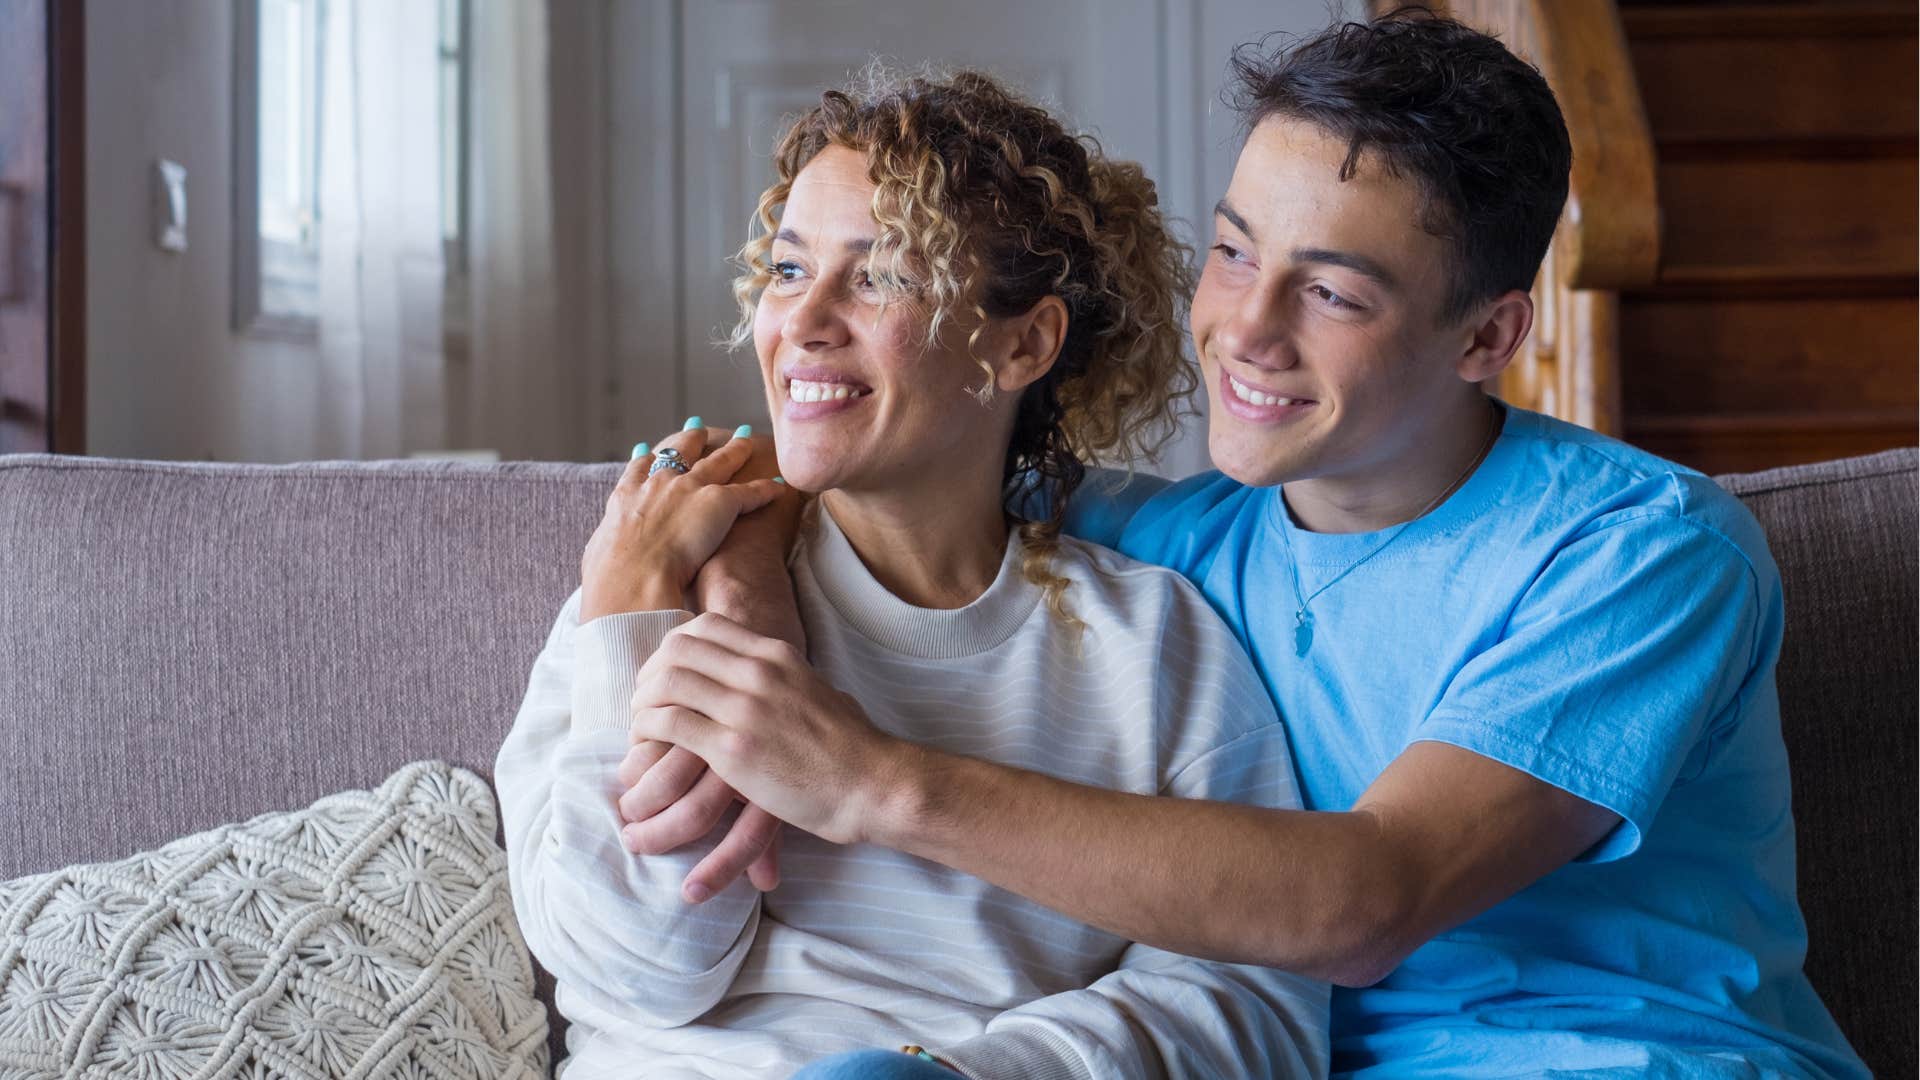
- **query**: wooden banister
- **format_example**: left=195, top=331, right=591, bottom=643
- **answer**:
left=1371, top=0, right=1658, bottom=435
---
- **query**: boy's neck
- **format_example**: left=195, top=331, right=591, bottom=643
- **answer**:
left=1282, top=396, right=1504, bottom=534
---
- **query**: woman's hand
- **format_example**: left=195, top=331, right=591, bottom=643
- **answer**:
left=580, top=428, right=787, bottom=623
left=625, top=612, right=915, bottom=848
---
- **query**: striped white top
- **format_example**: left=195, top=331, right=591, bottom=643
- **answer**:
left=495, top=507, right=1329, bottom=1080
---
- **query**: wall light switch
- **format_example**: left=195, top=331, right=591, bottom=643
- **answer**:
left=153, top=159, right=187, bottom=253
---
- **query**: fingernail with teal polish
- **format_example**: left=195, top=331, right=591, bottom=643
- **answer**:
left=773, top=476, right=786, bottom=485
left=733, top=424, right=753, bottom=439
left=682, top=416, right=704, bottom=431
left=631, top=441, right=650, bottom=459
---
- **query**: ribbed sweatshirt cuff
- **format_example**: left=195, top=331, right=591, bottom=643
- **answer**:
left=938, top=1025, right=1097, bottom=1080
left=569, top=609, right=694, bottom=735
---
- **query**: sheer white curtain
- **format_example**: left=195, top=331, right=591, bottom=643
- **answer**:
left=459, top=0, right=578, bottom=461
left=315, top=0, right=444, bottom=459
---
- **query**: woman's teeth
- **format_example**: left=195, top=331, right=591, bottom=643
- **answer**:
left=1228, top=375, right=1301, bottom=408
left=788, top=380, right=865, bottom=403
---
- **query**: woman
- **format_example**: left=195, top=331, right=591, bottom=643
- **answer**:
left=495, top=69, right=1327, bottom=1080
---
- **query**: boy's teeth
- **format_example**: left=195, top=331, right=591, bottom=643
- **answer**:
left=1229, top=376, right=1296, bottom=408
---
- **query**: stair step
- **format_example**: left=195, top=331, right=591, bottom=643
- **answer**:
left=1624, top=408, right=1916, bottom=476
left=1654, top=155, right=1917, bottom=283
left=1619, top=294, right=1917, bottom=414
left=1626, top=3, right=1914, bottom=147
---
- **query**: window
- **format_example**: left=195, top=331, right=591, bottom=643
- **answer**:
left=233, top=0, right=324, bottom=339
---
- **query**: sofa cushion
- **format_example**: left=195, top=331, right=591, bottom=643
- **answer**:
left=0, top=760, right=547, bottom=1077
left=0, top=454, right=618, bottom=1066
left=1714, top=447, right=1918, bottom=1078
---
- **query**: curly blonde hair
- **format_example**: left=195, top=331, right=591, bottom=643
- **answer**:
left=730, top=66, right=1197, bottom=627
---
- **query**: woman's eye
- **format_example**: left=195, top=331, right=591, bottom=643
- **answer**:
left=1309, top=283, right=1359, bottom=311
left=769, top=259, right=804, bottom=284
left=1210, top=242, right=1244, bottom=263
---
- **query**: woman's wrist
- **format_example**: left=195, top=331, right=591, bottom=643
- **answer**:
left=581, top=570, right=689, bottom=622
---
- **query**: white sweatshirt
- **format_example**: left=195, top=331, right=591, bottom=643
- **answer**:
left=495, top=507, right=1329, bottom=1080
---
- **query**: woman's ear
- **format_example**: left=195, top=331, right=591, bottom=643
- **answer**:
left=995, top=295, right=1069, bottom=394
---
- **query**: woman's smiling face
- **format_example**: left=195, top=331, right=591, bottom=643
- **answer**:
left=753, top=145, right=1012, bottom=497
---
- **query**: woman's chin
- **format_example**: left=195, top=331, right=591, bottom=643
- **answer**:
left=769, top=455, right=847, bottom=496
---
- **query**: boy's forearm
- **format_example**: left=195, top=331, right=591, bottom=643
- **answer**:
left=692, top=492, right=807, bottom=648
left=872, top=745, right=1398, bottom=981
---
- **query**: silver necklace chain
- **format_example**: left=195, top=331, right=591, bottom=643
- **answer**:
left=1279, top=401, right=1502, bottom=656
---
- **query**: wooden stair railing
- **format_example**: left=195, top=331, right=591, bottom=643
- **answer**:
left=1370, top=0, right=1659, bottom=437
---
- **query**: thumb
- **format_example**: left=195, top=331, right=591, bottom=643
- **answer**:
left=727, top=477, right=791, bottom=516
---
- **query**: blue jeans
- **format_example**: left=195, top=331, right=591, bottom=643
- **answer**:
left=789, top=1048, right=954, bottom=1079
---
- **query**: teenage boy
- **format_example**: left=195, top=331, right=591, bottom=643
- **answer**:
left=619, top=12, right=1866, bottom=1077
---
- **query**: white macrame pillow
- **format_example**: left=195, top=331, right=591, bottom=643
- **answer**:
left=0, top=762, right=549, bottom=1078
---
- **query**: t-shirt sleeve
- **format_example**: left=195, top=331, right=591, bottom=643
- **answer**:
left=1415, top=512, right=1769, bottom=863
left=1054, top=468, right=1173, bottom=548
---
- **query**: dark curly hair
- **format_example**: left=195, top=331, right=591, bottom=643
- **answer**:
left=1226, top=5, right=1571, bottom=322
left=730, top=65, right=1196, bottom=626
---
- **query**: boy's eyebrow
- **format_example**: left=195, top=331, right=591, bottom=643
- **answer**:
left=1289, top=247, right=1399, bottom=290
left=1213, top=199, right=1255, bottom=241
left=772, top=228, right=873, bottom=254
left=1213, top=201, right=1400, bottom=290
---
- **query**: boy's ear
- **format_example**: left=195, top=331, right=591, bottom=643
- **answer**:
left=1456, top=289, right=1533, bottom=384
left=996, top=295, right=1069, bottom=394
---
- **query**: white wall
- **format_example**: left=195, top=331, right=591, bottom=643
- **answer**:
left=86, top=0, right=336, bottom=462
left=85, top=0, right=1357, bottom=466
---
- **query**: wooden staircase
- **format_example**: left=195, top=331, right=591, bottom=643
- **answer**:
left=1378, top=0, right=1916, bottom=475
left=1616, top=1, right=1916, bottom=473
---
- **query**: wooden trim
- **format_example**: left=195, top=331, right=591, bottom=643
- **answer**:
left=1628, top=409, right=1917, bottom=436
left=1524, top=0, right=1660, bottom=291
left=1654, top=137, right=1919, bottom=163
left=50, top=0, right=84, bottom=454
left=1621, top=6, right=1915, bottom=41
left=1629, top=276, right=1919, bottom=303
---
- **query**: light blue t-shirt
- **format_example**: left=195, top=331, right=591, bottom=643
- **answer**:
left=1063, top=406, right=1867, bottom=1079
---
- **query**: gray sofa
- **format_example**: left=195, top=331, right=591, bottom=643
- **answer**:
left=2, top=448, right=1914, bottom=1076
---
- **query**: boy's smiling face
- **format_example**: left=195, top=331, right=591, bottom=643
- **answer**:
left=1191, top=117, right=1495, bottom=497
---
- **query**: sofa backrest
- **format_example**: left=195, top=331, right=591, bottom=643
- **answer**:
left=0, top=455, right=620, bottom=1065
left=1715, top=447, right=1917, bottom=1077
left=3, top=448, right=1915, bottom=1073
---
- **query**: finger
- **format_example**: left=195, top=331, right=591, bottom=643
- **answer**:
left=724, top=476, right=790, bottom=518
left=675, top=609, right=799, bottom=666
left=626, top=704, right=725, bottom=755
left=651, top=420, right=712, bottom=469
left=620, top=768, right=739, bottom=856
left=685, top=435, right=758, bottom=484
left=683, top=804, right=783, bottom=901
left=615, top=739, right=670, bottom=786
left=747, top=832, right=781, bottom=892
left=635, top=636, right=760, bottom=717
left=618, top=745, right=709, bottom=823
left=613, top=442, right=655, bottom=495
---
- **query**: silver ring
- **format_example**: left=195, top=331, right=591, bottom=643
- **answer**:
left=647, top=447, right=690, bottom=478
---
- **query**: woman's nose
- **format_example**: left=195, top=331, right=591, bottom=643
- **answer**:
left=782, top=284, right=850, bottom=351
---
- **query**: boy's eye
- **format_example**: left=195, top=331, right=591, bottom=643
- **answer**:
left=1210, top=242, right=1244, bottom=262
left=1309, top=283, right=1360, bottom=311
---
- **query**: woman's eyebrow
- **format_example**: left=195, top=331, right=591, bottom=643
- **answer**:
left=772, top=228, right=873, bottom=255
